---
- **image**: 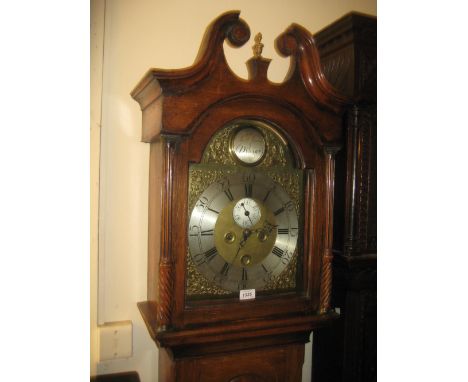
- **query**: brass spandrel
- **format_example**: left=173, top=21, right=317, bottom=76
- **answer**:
left=266, top=170, right=301, bottom=216
left=264, top=252, right=298, bottom=290
left=201, top=124, right=237, bottom=166
left=186, top=251, right=233, bottom=296
left=188, top=168, right=236, bottom=212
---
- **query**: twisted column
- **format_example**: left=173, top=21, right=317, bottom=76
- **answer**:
left=319, top=147, right=338, bottom=313
left=157, top=135, right=180, bottom=330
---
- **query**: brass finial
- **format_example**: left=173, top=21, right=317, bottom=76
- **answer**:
left=252, top=33, right=264, bottom=58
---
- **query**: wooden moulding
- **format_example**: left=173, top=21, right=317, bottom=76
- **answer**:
left=138, top=300, right=339, bottom=355
left=275, top=23, right=349, bottom=114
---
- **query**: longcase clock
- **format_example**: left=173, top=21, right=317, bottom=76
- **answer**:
left=131, top=11, right=349, bottom=382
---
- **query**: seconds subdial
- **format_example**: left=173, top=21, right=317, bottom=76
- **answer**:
left=233, top=198, right=261, bottom=228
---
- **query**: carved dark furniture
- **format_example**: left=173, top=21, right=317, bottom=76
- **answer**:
left=312, top=12, right=377, bottom=382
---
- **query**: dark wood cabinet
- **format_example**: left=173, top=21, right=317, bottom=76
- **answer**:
left=312, top=12, right=377, bottom=382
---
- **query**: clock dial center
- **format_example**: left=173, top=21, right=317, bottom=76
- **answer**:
left=214, top=197, right=277, bottom=268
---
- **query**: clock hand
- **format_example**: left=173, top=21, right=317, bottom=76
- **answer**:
left=241, top=203, right=254, bottom=226
left=232, top=241, right=245, bottom=265
left=263, top=220, right=278, bottom=233
left=252, top=220, right=278, bottom=234
left=232, top=229, right=252, bottom=264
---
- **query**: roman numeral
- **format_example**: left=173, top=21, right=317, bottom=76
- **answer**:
left=244, top=183, right=253, bottom=197
left=207, top=207, right=220, bottom=214
left=195, top=196, right=208, bottom=209
left=274, top=207, right=285, bottom=216
left=263, top=188, right=273, bottom=202
left=201, top=229, right=214, bottom=236
left=220, top=262, right=231, bottom=276
left=204, top=247, right=218, bottom=262
left=284, top=201, right=294, bottom=211
left=242, top=268, right=248, bottom=281
left=278, top=228, right=289, bottom=235
left=261, top=264, right=269, bottom=273
left=224, top=188, right=234, bottom=201
left=272, top=246, right=284, bottom=258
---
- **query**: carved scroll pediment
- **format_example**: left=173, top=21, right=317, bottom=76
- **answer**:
left=131, top=11, right=350, bottom=143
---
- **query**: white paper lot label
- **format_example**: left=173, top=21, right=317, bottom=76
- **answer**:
left=239, top=289, right=255, bottom=300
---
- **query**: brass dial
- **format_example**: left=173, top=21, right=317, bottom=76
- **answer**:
left=188, top=172, right=299, bottom=292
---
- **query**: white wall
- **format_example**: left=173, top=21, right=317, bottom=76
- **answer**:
left=91, top=0, right=377, bottom=381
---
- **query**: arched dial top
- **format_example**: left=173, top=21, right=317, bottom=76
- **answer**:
left=202, top=119, right=293, bottom=168
left=188, top=173, right=299, bottom=292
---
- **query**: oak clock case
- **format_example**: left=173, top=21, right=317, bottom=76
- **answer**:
left=187, top=120, right=303, bottom=298
left=131, top=10, right=349, bottom=382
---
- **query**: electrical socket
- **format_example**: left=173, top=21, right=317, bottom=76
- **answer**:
left=99, top=320, right=132, bottom=361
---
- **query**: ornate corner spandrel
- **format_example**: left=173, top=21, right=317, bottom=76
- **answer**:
left=276, top=23, right=350, bottom=114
